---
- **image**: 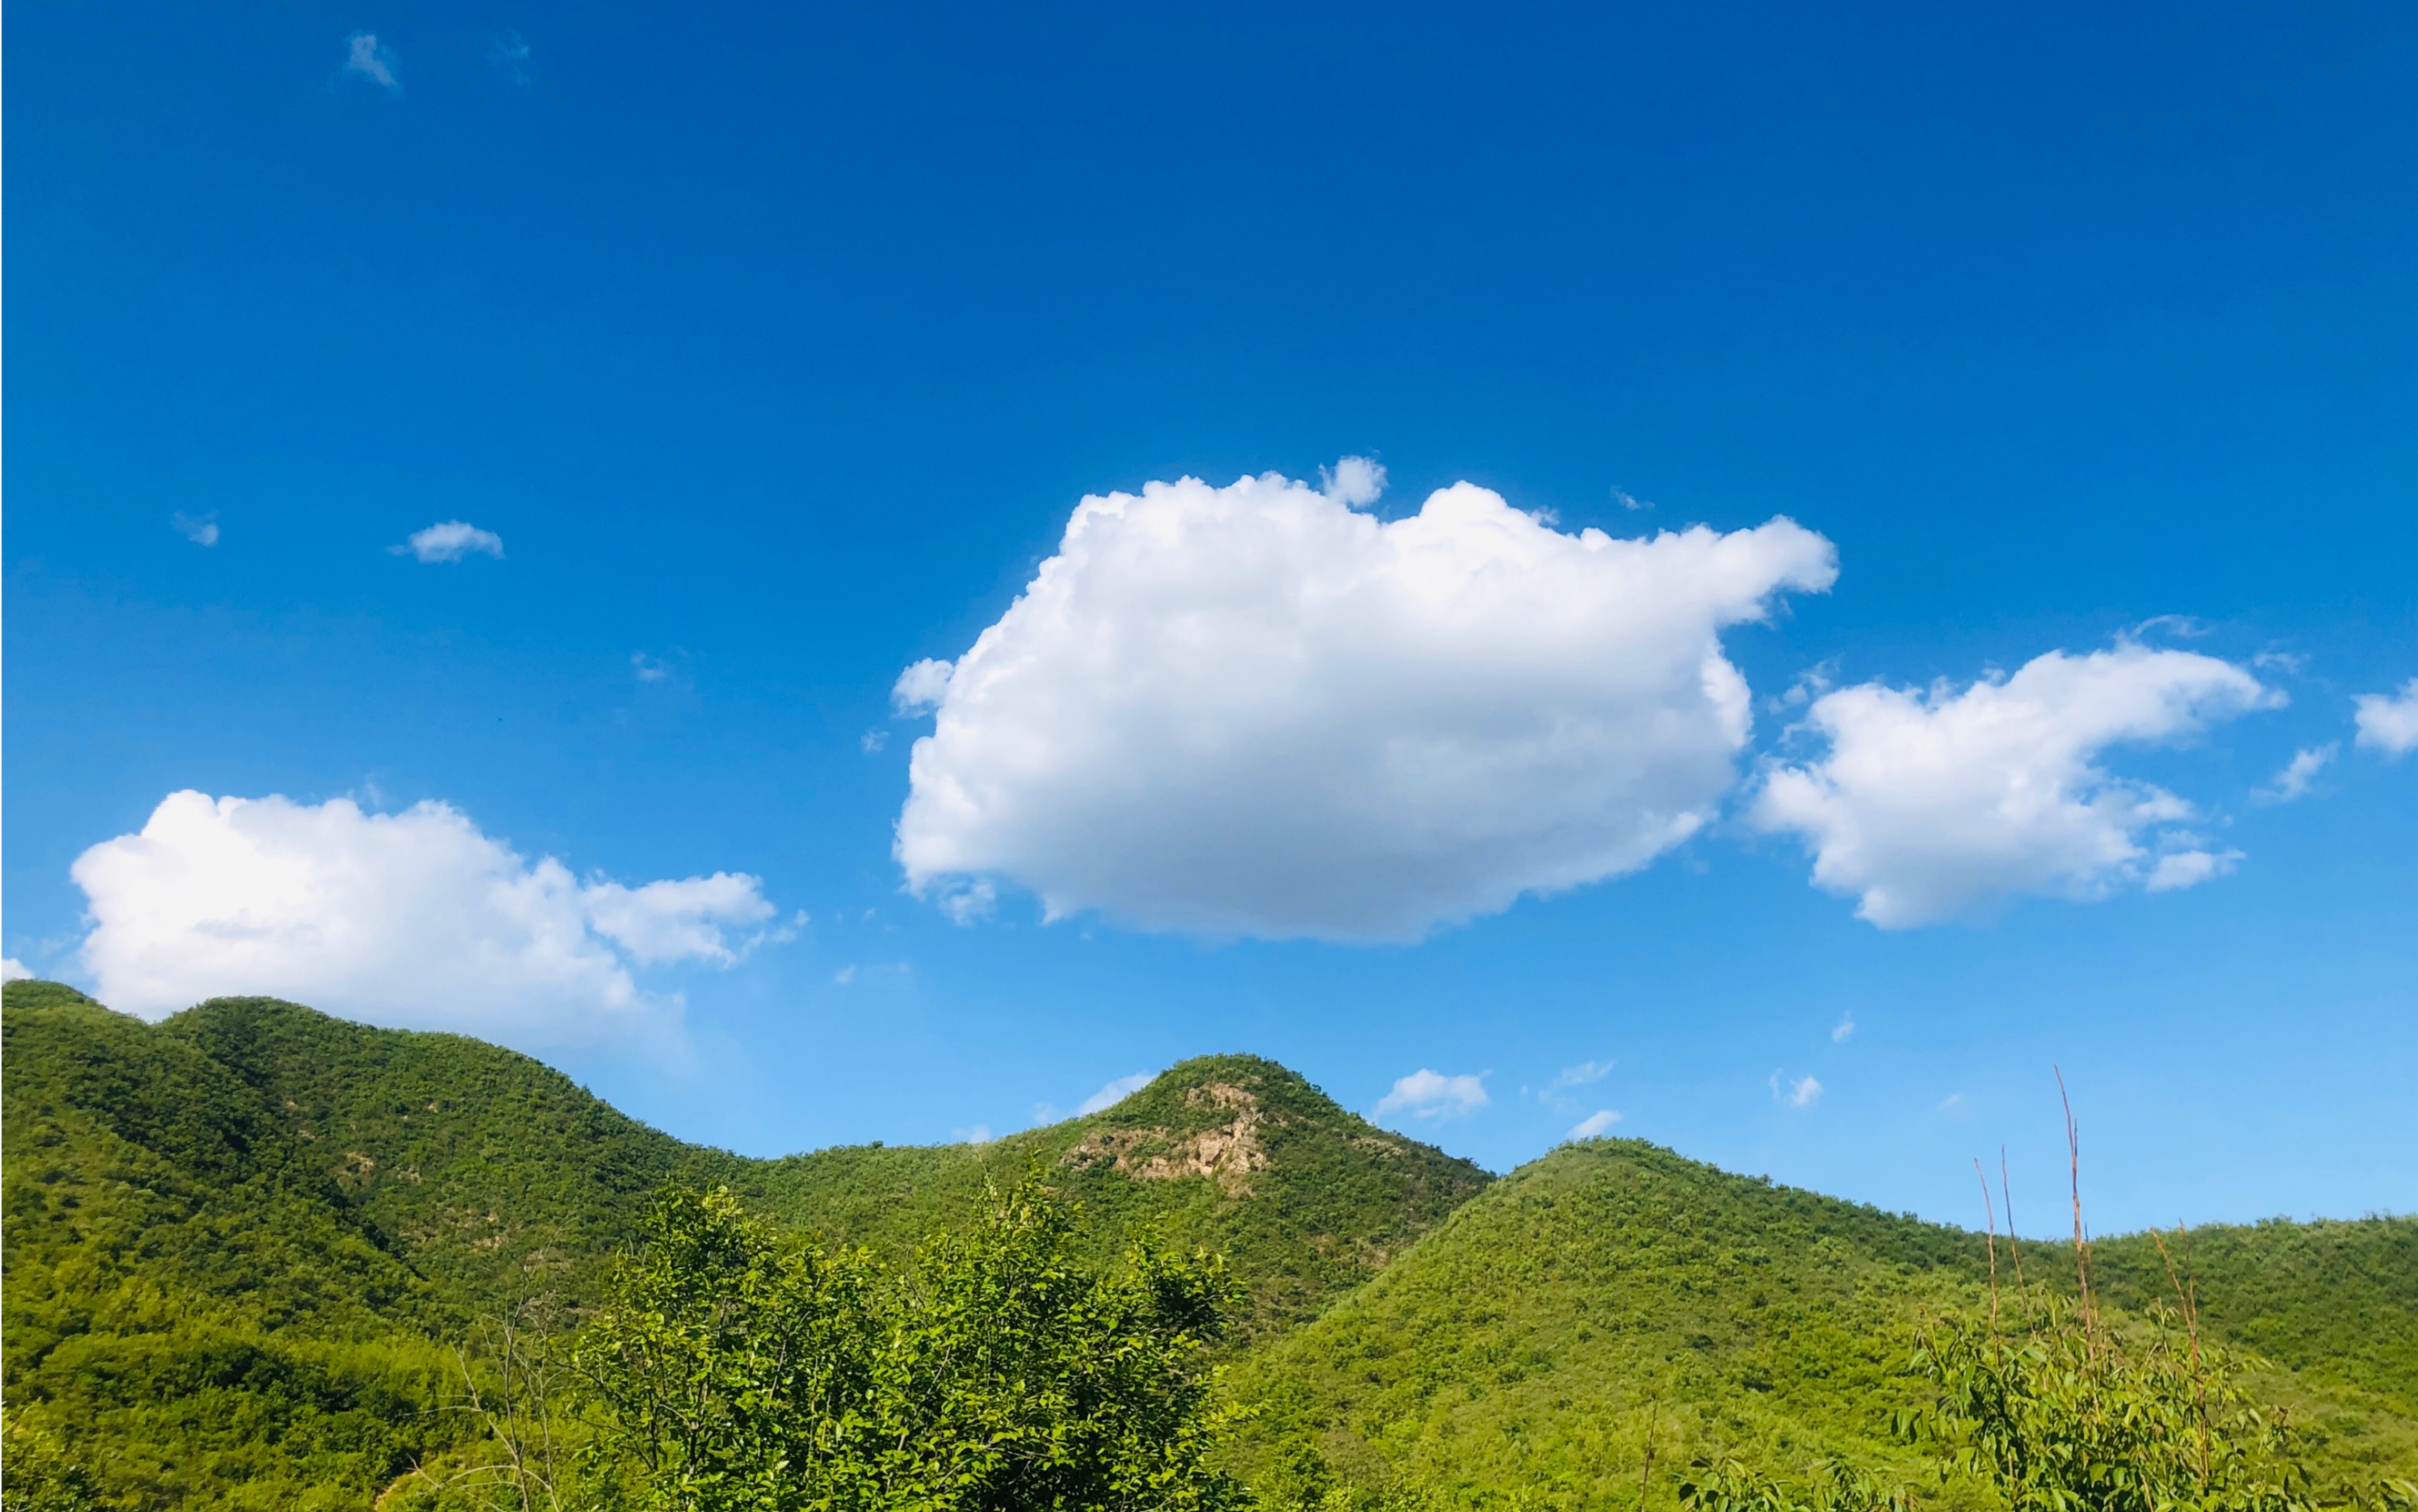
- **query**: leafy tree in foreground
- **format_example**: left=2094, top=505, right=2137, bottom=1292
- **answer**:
left=576, top=1174, right=1248, bottom=1512
left=1898, top=1294, right=2319, bottom=1512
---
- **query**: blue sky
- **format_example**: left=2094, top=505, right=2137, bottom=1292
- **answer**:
left=7, top=0, right=2414, bottom=1237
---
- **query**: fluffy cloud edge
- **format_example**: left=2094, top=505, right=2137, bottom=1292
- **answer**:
left=2354, top=679, right=2418, bottom=757
left=1752, top=641, right=2278, bottom=927
left=68, top=790, right=776, bottom=1047
left=1374, top=1068, right=1489, bottom=1121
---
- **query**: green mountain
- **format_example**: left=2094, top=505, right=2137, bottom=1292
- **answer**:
left=1231, top=1140, right=2418, bottom=1505
left=0, top=984, right=1484, bottom=1509
left=5, top=978, right=2414, bottom=1511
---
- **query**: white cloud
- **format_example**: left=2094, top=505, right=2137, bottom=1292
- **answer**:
left=172, top=512, right=220, bottom=547
left=1319, top=455, right=1386, bottom=507
left=895, top=465, right=1837, bottom=940
left=935, top=879, right=996, bottom=926
left=862, top=730, right=889, bottom=754
left=1543, top=1059, right=1615, bottom=1101
left=632, top=652, right=672, bottom=683
left=1831, top=1012, right=1856, bottom=1043
left=954, top=1123, right=994, bottom=1145
left=2354, top=679, right=2418, bottom=758
left=2, top=959, right=33, bottom=982
left=1077, top=1072, right=1156, bottom=1115
left=395, top=521, right=504, bottom=564
left=2257, top=744, right=2337, bottom=804
left=342, top=33, right=402, bottom=95
left=1566, top=1108, right=1622, bottom=1140
left=1752, top=642, right=2277, bottom=927
left=1770, top=1071, right=1822, bottom=1109
left=1611, top=486, right=1653, bottom=512
left=2145, top=847, right=2241, bottom=892
left=892, top=658, right=954, bottom=716
left=1374, top=1068, right=1490, bottom=1121
left=582, top=874, right=774, bottom=964
left=70, top=791, right=773, bottom=1046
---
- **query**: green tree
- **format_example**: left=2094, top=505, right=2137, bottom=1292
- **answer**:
left=576, top=1175, right=1248, bottom=1512
left=1, top=1411, right=102, bottom=1512
left=1898, top=1294, right=2314, bottom=1512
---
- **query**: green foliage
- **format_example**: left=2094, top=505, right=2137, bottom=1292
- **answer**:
left=6, top=980, right=2416, bottom=1512
left=2086, top=1221, right=2418, bottom=1408
left=1230, top=1141, right=2418, bottom=1510
left=3, top=1409, right=104, bottom=1512
left=2, top=989, right=469, bottom=1510
left=1900, top=1294, right=2315, bottom=1512
left=577, top=1177, right=1249, bottom=1512
left=1677, top=1456, right=1911, bottom=1512
left=742, top=1055, right=1491, bottom=1342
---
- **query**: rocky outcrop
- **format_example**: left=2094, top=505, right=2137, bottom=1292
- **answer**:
left=1064, top=1081, right=1273, bottom=1196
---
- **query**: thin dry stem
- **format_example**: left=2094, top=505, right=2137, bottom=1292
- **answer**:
left=1974, top=1156, right=2001, bottom=1340
left=2055, top=1065, right=2096, bottom=1351
left=2000, top=1146, right=2031, bottom=1325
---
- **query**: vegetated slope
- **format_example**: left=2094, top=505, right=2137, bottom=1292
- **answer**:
left=149, top=996, right=1488, bottom=1335
left=10, top=981, right=2413, bottom=1512
left=2, top=985, right=463, bottom=1510
left=1229, top=1139, right=2418, bottom=1507
left=0, top=985, right=1487, bottom=1508
left=159, top=994, right=754, bottom=1313
left=749, top=1053, right=1492, bottom=1338
left=2089, top=1218, right=2418, bottom=1407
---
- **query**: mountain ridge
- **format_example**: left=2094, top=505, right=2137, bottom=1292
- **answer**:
left=5, top=978, right=2414, bottom=1511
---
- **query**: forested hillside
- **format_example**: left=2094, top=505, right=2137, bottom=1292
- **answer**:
left=5, top=980, right=2413, bottom=1510
left=0, top=984, right=1484, bottom=1507
left=1230, top=1140, right=2418, bottom=1506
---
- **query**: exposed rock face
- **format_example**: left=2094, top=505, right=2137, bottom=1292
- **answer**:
left=1065, top=1081, right=1273, bottom=1195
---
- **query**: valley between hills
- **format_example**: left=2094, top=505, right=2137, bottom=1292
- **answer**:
left=5, top=978, right=2413, bottom=1510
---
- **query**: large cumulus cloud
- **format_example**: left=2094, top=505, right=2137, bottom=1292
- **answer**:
left=72, top=791, right=776, bottom=1044
left=893, top=465, right=1836, bottom=940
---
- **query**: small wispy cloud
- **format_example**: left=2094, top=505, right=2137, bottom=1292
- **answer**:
left=1610, top=485, right=1653, bottom=512
left=2, top=958, right=33, bottom=983
left=342, top=33, right=402, bottom=96
left=631, top=652, right=672, bottom=684
left=1374, top=1068, right=1489, bottom=1122
left=489, top=29, right=531, bottom=86
left=2256, top=744, right=2337, bottom=804
left=1770, top=1071, right=1822, bottom=1109
left=953, top=1123, right=994, bottom=1145
left=832, top=965, right=857, bottom=986
left=1832, top=1012, right=1856, bottom=1043
left=2145, top=848, right=2241, bottom=892
left=936, top=879, right=996, bottom=926
left=171, top=511, right=220, bottom=547
left=1546, top=1059, right=1615, bottom=1094
left=394, top=521, right=504, bottom=564
left=862, top=730, right=889, bottom=754
left=1566, top=1108, right=1622, bottom=1140
left=1077, top=1072, right=1155, bottom=1115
